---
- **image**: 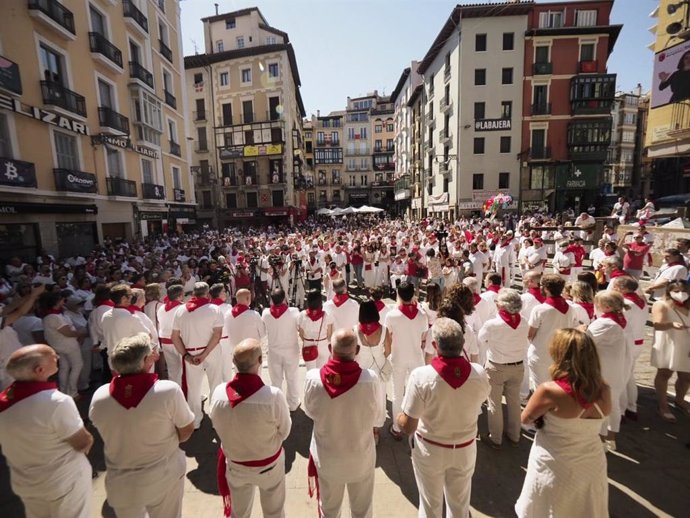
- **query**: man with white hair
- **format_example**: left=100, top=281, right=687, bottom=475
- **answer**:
left=211, top=338, right=291, bottom=518
left=171, top=281, right=224, bottom=429
left=89, top=333, right=195, bottom=518
left=397, top=318, right=490, bottom=518
left=323, top=278, right=360, bottom=333
left=0, top=344, right=93, bottom=518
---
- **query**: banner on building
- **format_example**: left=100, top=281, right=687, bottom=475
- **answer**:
left=651, top=39, right=690, bottom=108
left=0, top=157, right=36, bottom=188
left=243, top=144, right=283, bottom=157
left=0, top=55, right=22, bottom=95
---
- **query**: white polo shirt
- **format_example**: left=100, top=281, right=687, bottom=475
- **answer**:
left=210, top=383, right=291, bottom=463
left=261, top=307, right=300, bottom=353
left=478, top=316, right=530, bottom=364
left=173, top=303, right=224, bottom=349
left=88, top=303, right=112, bottom=347
left=225, top=309, right=266, bottom=349
left=43, top=313, right=79, bottom=353
left=323, top=298, right=360, bottom=333
left=384, top=307, right=429, bottom=367
left=0, top=389, right=90, bottom=499
left=528, top=303, right=579, bottom=356
left=520, top=292, right=542, bottom=321
left=156, top=302, right=182, bottom=340
left=101, top=308, right=151, bottom=356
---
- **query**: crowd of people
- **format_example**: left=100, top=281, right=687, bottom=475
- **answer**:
left=0, top=211, right=689, bottom=518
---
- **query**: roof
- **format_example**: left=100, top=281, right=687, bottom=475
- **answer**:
left=526, top=25, right=623, bottom=55
left=184, top=44, right=306, bottom=117
left=201, top=7, right=268, bottom=25
left=406, top=84, right=424, bottom=107
left=391, top=68, right=411, bottom=105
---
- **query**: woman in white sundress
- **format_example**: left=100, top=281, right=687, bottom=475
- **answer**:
left=516, top=328, right=612, bottom=518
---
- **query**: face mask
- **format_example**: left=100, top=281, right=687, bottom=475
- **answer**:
left=671, top=292, right=689, bottom=303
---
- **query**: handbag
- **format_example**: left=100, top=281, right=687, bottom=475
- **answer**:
left=302, top=314, right=324, bottom=362
left=374, top=357, right=393, bottom=382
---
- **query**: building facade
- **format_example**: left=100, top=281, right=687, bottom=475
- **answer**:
left=605, top=88, right=644, bottom=196
left=343, top=94, right=375, bottom=207
left=0, top=0, right=194, bottom=260
left=184, top=7, right=305, bottom=227
left=312, top=112, right=344, bottom=208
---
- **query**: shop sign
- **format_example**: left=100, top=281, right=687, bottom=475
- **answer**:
left=138, top=212, right=164, bottom=221
left=62, top=169, right=97, bottom=193
left=428, top=204, right=449, bottom=213
left=230, top=210, right=256, bottom=218
left=394, top=189, right=410, bottom=201
left=521, top=201, right=549, bottom=212
left=243, top=143, right=283, bottom=157
left=169, top=206, right=197, bottom=218
left=474, top=118, right=511, bottom=131
left=556, top=164, right=600, bottom=190
left=1, top=157, right=36, bottom=188
left=0, top=55, right=22, bottom=95
left=349, top=192, right=369, bottom=199
left=264, top=208, right=289, bottom=216
left=0, top=201, right=97, bottom=214
left=0, top=93, right=88, bottom=135
left=91, top=134, right=160, bottom=159
left=219, top=147, right=244, bottom=160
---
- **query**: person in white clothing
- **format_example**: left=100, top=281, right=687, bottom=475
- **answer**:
left=88, top=284, right=115, bottom=382
left=371, top=287, right=391, bottom=323
left=384, top=281, right=429, bottom=440
left=63, top=296, right=93, bottom=392
left=524, top=238, right=548, bottom=275
left=323, top=278, right=360, bottom=333
left=493, top=233, right=515, bottom=287
left=551, top=241, right=574, bottom=281
left=225, top=289, right=266, bottom=378
left=171, top=282, right=224, bottom=429
left=479, top=273, right=502, bottom=319
left=520, top=271, right=544, bottom=321
left=0, top=345, right=94, bottom=518
left=12, top=305, right=44, bottom=346
left=157, top=284, right=184, bottom=385
left=210, top=338, right=291, bottom=518
left=304, top=329, right=385, bottom=518
left=89, top=333, right=195, bottom=518
left=398, top=318, right=490, bottom=518
left=101, top=284, right=152, bottom=364
left=262, top=288, right=301, bottom=411
left=298, top=289, right=335, bottom=369
left=463, top=276, right=494, bottom=332
left=645, top=248, right=688, bottom=299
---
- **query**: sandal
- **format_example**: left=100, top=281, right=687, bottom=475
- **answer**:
left=388, top=424, right=403, bottom=441
left=657, top=409, right=677, bottom=423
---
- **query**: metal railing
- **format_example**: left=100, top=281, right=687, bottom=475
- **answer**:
left=28, top=0, right=75, bottom=34
left=164, top=90, right=176, bottom=109
left=98, top=106, right=129, bottom=133
left=89, top=32, right=122, bottom=67
left=173, top=188, right=185, bottom=202
left=142, top=182, right=165, bottom=200
left=123, top=0, right=148, bottom=33
left=194, top=110, right=206, bottom=121
left=40, top=80, right=86, bottom=117
left=129, top=61, right=154, bottom=88
left=159, top=40, right=173, bottom=63
left=106, top=176, right=137, bottom=197
left=169, top=140, right=181, bottom=156
left=533, top=62, right=553, bottom=75
left=531, top=102, right=551, bottom=116
left=528, top=146, right=551, bottom=160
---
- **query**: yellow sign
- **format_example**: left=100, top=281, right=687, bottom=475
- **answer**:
left=243, top=143, right=283, bottom=157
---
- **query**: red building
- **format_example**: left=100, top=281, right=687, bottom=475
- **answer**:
left=520, top=1, right=621, bottom=213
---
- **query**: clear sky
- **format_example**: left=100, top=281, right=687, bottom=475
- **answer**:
left=179, top=0, right=655, bottom=116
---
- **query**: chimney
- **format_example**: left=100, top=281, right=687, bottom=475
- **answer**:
left=317, top=110, right=320, bottom=117
left=214, top=3, right=219, bottom=15
left=635, top=83, right=642, bottom=96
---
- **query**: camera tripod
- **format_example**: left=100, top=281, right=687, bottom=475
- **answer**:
left=288, top=263, right=307, bottom=309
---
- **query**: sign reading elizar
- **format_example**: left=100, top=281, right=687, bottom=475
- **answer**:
left=0, top=93, right=88, bottom=135
left=91, top=134, right=160, bottom=159
left=474, top=118, right=512, bottom=131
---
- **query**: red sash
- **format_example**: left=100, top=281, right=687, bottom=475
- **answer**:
left=545, top=296, right=569, bottom=315
left=164, top=300, right=181, bottom=312
left=623, top=293, right=646, bottom=310
left=306, top=308, right=324, bottom=322
left=498, top=309, right=521, bottom=330
left=332, top=293, right=349, bottom=307
left=359, top=322, right=381, bottom=336
left=320, top=358, right=362, bottom=398
left=231, top=304, right=249, bottom=318
left=0, top=381, right=56, bottom=412
left=269, top=303, right=289, bottom=319
left=186, top=297, right=210, bottom=312
left=527, top=287, right=545, bottom=304
left=374, top=300, right=385, bottom=312
left=399, top=303, right=419, bottom=320
left=431, top=356, right=471, bottom=389
left=554, top=376, right=592, bottom=409
left=578, top=302, right=595, bottom=321
left=601, top=312, right=627, bottom=329
left=109, top=373, right=158, bottom=409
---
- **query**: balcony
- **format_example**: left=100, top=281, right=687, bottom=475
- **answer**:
left=195, top=143, right=209, bottom=153
left=316, top=139, right=340, bottom=147
left=164, top=90, right=176, bottom=109
left=533, top=62, right=552, bottom=75
left=568, top=144, right=608, bottom=161
left=89, top=32, right=122, bottom=69
left=98, top=106, right=129, bottom=134
left=194, top=110, right=207, bottom=121
left=579, top=60, right=598, bottom=73
left=173, top=188, right=185, bottom=202
left=142, top=182, right=165, bottom=200
left=107, top=176, right=137, bottom=197
left=571, top=99, right=613, bottom=115
left=169, top=140, right=181, bottom=157
left=440, top=97, right=453, bottom=112
left=444, top=67, right=451, bottom=82
left=123, top=0, right=148, bottom=34
left=440, top=132, right=453, bottom=145
left=424, top=111, right=434, bottom=123
left=528, top=147, right=552, bottom=160
left=40, top=81, right=86, bottom=117
left=54, top=168, right=97, bottom=193
left=159, top=40, right=173, bottom=63
left=531, top=102, right=551, bottom=116
left=129, top=61, right=154, bottom=89
left=28, top=0, right=75, bottom=39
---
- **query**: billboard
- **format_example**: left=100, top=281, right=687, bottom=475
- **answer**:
left=652, top=39, right=690, bottom=109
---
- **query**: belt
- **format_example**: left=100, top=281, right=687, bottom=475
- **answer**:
left=186, top=346, right=207, bottom=352
left=416, top=433, right=475, bottom=449
left=304, top=337, right=327, bottom=343
left=159, top=337, right=173, bottom=345
left=221, top=336, right=228, bottom=340
left=231, top=447, right=282, bottom=467
left=634, top=339, right=644, bottom=345
left=489, top=360, right=523, bottom=366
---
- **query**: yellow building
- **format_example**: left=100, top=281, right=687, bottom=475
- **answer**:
left=184, top=7, right=305, bottom=227
left=0, top=0, right=194, bottom=259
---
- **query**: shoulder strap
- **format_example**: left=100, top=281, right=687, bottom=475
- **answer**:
left=592, top=402, right=604, bottom=418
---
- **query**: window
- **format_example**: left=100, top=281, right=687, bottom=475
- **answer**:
left=472, top=173, right=484, bottom=190
left=242, top=100, right=253, bottom=123
left=361, top=175, right=368, bottom=186
left=141, top=159, right=153, bottom=184
left=268, top=63, right=279, bottom=78
left=221, top=103, right=232, bottom=125
left=539, top=10, right=564, bottom=28
left=194, top=73, right=203, bottom=84
left=40, top=44, right=65, bottom=84
left=226, top=18, right=236, bottom=29
left=502, top=68, right=513, bottom=85
left=89, top=5, right=107, bottom=36
left=387, top=123, right=394, bottom=132
left=54, top=131, right=79, bottom=170
left=575, top=10, right=597, bottom=27
left=535, top=45, right=550, bottom=64
left=266, top=36, right=277, bottom=45
left=241, top=68, right=251, bottom=83
left=499, top=172, right=510, bottom=189
left=580, top=43, right=595, bottom=62
left=474, top=102, right=485, bottom=120
left=503, top=32, right=514, bottom=51
left=360, top=127, right=367, bottom=139
left=317, top=131, right=325, bottom=144
left=529, top=165, right=554, bottom=189
left=331, top=131, right=339, bottom=145
left=375, top=125, right=382, bottom=133
left=620, top=149, right=634, bottom=163
left=475, top=69, right=486, bottom=86
left=500, top=136, right=511, bottom=153
left=387, top=138, right=394, bottom=151
left=531, top=128, right=546, bottom=153
left=332, top=170, right=341, bottom=185
left=475, top=33, right=487, bottom=52
left=216, top=40, right=224, bottom=52
left=314, top=148, right=343, bottom=164
left=98, top=79, right=114, bottom=108
left=236, top=36, right=245, bottom=49
left=622, top=130, right=635, bottom=143
left=623, top=112, right=637, bottom=125
left=162, top=70, right=172, bottom=93
left=219, top=71, right=229, bottom=86
left=268, top=96, right=280, bottom=120
left=197, top=127, right=207, bottom=150
left=226, top=193, right=237, bottom=208
left=374, top=139, right=382, bottom=151
left=172, top=166, right=181, bottom=189
left=501, top=101, right=512, bottom=119
left=133, top=90, right=163, bottom=145
left=167, top=119, right=177, bottom=144
left=0, top=113, right=12, bottom=158
left=106, top=147, right=123, bottom=178
left=473, top=137, right=485, bottom=154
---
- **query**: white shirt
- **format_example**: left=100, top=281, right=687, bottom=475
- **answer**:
left=304, top=367, right=384, bottom=482
left=13, top=315, right=43, bottom=346
left=172, top=303, right=224, bottom=350
left=587, top=317, right=629, bottom=389
left=0, top=389, right=90, bottom=499
left=43, top=313, right=79, bottom=353
left=653, top=263, right=689, bottom=298
left=590, top=248, right=607, bottom=270
left=101, top=308, right=151, bottom=356
left=225, top=308, right=266, bottom=349
left=402, top=363, right=489, bottom=444
left=624, top=296, right=650, bottom=345
left=480, top=290, right=499, bottom=318
left=0, top=318, right=22, bottom=389
left=478, top=316, right=530, bottom=364
left=210, top=382, right=291, bottom=462
left=298, top=311, right=335, bottom=344
left=88, top=303, right=112, bottom=347
left=156, top=302, right=182, bottom=340
left=384, top=306, right=429, bottom=366
left=520, top=292, right=541, bottom=321
left=528, top=303, right=579, bottom=356
left=323, top=298, right=360, bottom=333
left=262, top=307, right=300, bottom=353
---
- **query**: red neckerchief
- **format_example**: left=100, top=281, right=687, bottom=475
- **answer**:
left=473, top=293, right=481, bottom=306
left=46, top=308, right=63, bottom=315
left=528, top=287, right=546, bottom=303
left=610, top=269, right=626, bottom=279
left=374, top=300, right=385, bottom=312
left=359, top=322, right=381, bottom=336
left=498, top=309, right=521, bottom=329
left=310, top=256, right=316, bottom=265
left=601, top=312, right=627, bottom=329
left=398, top=303, right=419, bottom=320
left=329, top=269, right=339, bottom=279
left=210, top=298, right=225, bottom=306
left=226, top=373, right=265, bottom=408
left=332, top=293, right=349, bottom=307
left=673, top=300, right=688, bottom=308
left=566, top=244, right=586, bottom=266
left=623, top=293, right=646, bottom=310
left=578, top=302, right=595, bottom=320
left=269, top=303, right=289, bottom=319
left=306, top=308, right=324, bottom=321
left=554, top=376, right=592, bottom=409
left=109, top=373, right=158, bottom=409
left=0, top=381, right=56, bottom=412
left=666, top=261, right=684, bottom=267
left=127, top=305, right=142, bottom=314
left=186, top=297, right=210, bottom=312
left=545, top=296, right=569, bottom=314
left=500, top=239, right=512, bottom=248
left=431, top=356, right=471, bottom=389
left=231, top=304, right=249, bottom=318
left=487, top=285, right=501, bottom=294
left=97, top=300, right=115, bottom=308
left=604, top=250, right=615, bottom=257
left=165, top=300, right=181, bottom=312
left=163, top=296, right=170, bottom=303
left=320, top=358, right=362, bottom=398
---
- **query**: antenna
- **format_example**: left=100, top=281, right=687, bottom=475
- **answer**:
left=191, top=39, right=199, bottom=55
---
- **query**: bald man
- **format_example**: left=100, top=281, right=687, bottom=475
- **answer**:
left=210, top=339, right=291, bottom=518
left=224, top=289, right=266, bottom=378
left=303, top=329, right=385, bottom=518
left=0, top=345, right=93, bottom=518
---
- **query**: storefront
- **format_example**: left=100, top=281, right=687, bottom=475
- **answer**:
left=168, top=205, right=197, bottom=233
left=348, top=191, right=369, bottom=207
left=136, top=210, right=167, bottom=237
left=554, top=163, right=601, bottom=214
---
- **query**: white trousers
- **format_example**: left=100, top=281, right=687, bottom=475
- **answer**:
left=268, top=349, right=300, bottom=410
left=22, top=466, right=91, bottom=518
left=220, top=338, right=234, bottom=381
left=304, top=340, right=330, bottom=371
left=161, top=344, right=182, bottom=386
left=412, top=435, right=477, bottom=518
left=391, top=362, right=422, bottom=432
left=624, top=344, right=645, bottom=412
left=226, top=451, right=286, bottom=518
left=527, top=346, right=550, bottom=391
left=318, top=469, right=375, bottom=518
left=55, top=344, right=83, bottom=397
left=77, top=339, right=93, bottom=391
left=184, top=346, right=224, bottom=428
left=111, top=475, right=184, bottom=518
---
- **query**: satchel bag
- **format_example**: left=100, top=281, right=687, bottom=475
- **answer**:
left=302, top=315, right=324, bottom=362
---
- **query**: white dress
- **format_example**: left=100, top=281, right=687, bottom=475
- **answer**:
left=515, top=404, right=608, bottom=518
left=651, top=304, right=690, bottom=373
left=354, top=325, right=389, bottom=427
